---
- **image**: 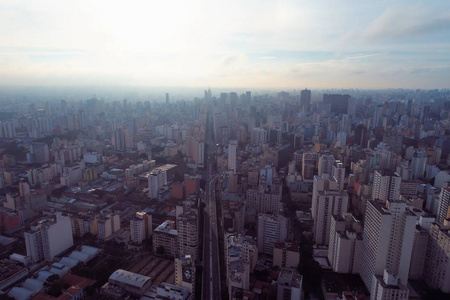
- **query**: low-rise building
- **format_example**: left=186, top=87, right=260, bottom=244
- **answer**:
left=103, top=269, right=152, bottom=297
left=273, top=241, right=300, bottom=269
left=277, top=268, right=303, bottom=300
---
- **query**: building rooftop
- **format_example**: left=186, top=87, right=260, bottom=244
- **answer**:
left=109, top=269, right=152, bottom=289
left=274, top=241, right=299, bottom=253
left=154, top=220, right=177, bottom=236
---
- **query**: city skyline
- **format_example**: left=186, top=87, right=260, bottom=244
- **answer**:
left=1, top=0, right=450, bottom=89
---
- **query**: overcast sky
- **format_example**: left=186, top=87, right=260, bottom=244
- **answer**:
left=0, top=0, right=449, bottom=89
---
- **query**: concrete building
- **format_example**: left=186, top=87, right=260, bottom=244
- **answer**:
left=228, top=140, right=238, bottom=173
left=225, top=233, right=258, bottom=299
left=27, top=142, right=50, bottom=164
left=104, top=269, right=152, bottom=297
left=302, top=152, right=318, bottom=181
left=332, top=161, right=345, bottom=191
left=300, top=88, right=311, bottom=112
left=153, top=283, right=192, bottom=300
left=130, top=212, right=152, bottom=244
left=148, top=169, right=167, bottom=199
left=177, top=204, right=199, bottom=262
left=97, top=213, right=120, bottom=240
left=423, top=220, right=450, bottom=293
left=437, top=187, right=450, bottom=223
left=277, top=268, right=303, bottom=300
left=318, top=154, right=335, bottom=176
left=153, top=220, right=179, bottom=258
left=311, top=175, right=349, bottom=246
left=328, top=213, right=363, bottom=274
left=273, top=241, right=300, bottom=269
left=360, top=200, right=416, bottom=294
left=257, top=213, right=289, bottom=255
left=408, top=225, right=429, bottom=280
left=25, top=212, right=74, bottom=262
left=246, top=184, right=282, bottom=215
left=411, top=148, right=427, bottom=179
left=371, top=169, right=401, bottom=203
left=371, top=270, right=409, bottom=300
left=60, top=161, right=85, bottom=186
left=175, top=255, right=195, bottom=296
left=250, top=128, right=267, bottom=145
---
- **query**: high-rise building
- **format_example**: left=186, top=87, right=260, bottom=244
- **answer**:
left=1, top=121, right=17, bottom=139
left=323, top=94, right=350, bottom=115
left=311, top=175, right=349, bottom=245
left=177, top=204, right=199, bottom=262
left=228, top=140, right=238, bottom=173
left=27, top=142, right=50, bottom=164
left=175, top=255, right=195, bottom=296
left=250, top=128, right=267, bottom=145
left=225, top=233, right=258, bottom=298
left=257, top=213, right=289, bottom=255
left=332, top=161, right=345, bottom=191
left=360, top=200, right=416, bottom=293
left=411, top=148, right=427, bottom=179
left=318, top=154, right=335, bottom=176
left=328, top=213, right=363, bottom=274
left=246, top=184, right=282, bottom=215
left=153, top=220, right=179, bottom=258
left=300, top=89, right=311, bottom=112
left=437, top=187, right=450, bottom=223
left=113, top=128, right=126, bottom=151
left=148, top=169, right=167, bottom=199
left=302, top=152, right=318, bottom=180
left=371, top=169, right=402, bottom=203
left=130, top=212, right=152, bottom=244
left=24, top=212, right=74, bottom=262
left=422, top=220, right=450, bottom=293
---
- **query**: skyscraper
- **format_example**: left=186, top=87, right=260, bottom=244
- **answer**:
left=318, top=154, right=335, bottom=176
left=228, top=140, right=238, bottom=173
left=257, top=213, right=289, bottom=255
left=328, top=213, right=363, bottom=274
left=323, top=94, right=350, bottom=115
left=437, top=187, right=450, bottom=223
left=300, top=89, right=311, bottom=112
left=311, top=175, right=349, bottom=245
left=422, top=220, right=450, bottom=293
left=302, top=151, right=318, bottom=180
left=411, top=148, right=427, bottom=179
left=360, top=200, right=416, bottom=293
left=148, top=169, right=167, bottom=199
left=177, top=204, right=199, bottom=262
left=371, top=169, right=402, bottom=203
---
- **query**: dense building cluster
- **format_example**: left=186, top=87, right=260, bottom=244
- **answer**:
left=1, top=88, right=450, bottom=299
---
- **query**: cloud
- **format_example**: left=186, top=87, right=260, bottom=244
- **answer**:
left=365, top=6, right=450, bottom=41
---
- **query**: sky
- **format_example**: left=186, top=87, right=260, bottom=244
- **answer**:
left=0, top=0, right=449, bottom=89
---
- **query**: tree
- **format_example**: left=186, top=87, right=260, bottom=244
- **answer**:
left=139, top=153, right=149, bottom=160
left=47, top=279, right=68, bottom=297
left=156, top=245, right=165, bottom=256
left=298, top=235, right=323, bottom=292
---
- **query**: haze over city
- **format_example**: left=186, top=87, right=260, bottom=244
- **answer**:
left=1, top=0, right=450, bottom=89
left=2, top=1, right=450, bottom=300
